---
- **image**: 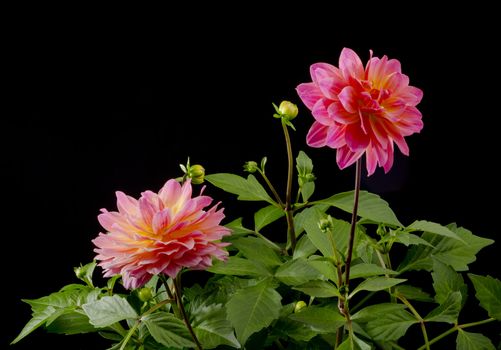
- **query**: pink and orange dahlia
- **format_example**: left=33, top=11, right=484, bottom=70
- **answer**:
left=93, top=179, right=231, bottom=289
left=297, top=48, right=423, bottom=175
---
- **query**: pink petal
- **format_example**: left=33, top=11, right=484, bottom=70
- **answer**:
left=158, top=179, right=181, bottom=207
left=325, top=124, right=347, bottom=148
left=365, top=146, right=378, bottom=176
left=139, top=196, right=157, bottom=226
left=306, top=122, right=329, bottom=147
left=328, top=101, right=359, bottom=124
left=311, top=99, right=334, bottom=125
left=336, top=145, right=364, bottom=170
left=152, top=208, right=173, bottom=235
left=296, top=82, right=323, bottom=110
left=401, top=86, right=423, bottom=106
left=383, top=142, right=395, bottom=173
left=116, top=191, right=139, bottom=216
left=338, top=86, right=359, bottom=114
left=396, top=106, right=424, bottom=136
left=310, top=63, right=342, bottom=84
left=339, top=48, right=365, bottom=80
left=345, top=123, right=370, bottom=151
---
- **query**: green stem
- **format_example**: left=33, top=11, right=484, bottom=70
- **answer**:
left=282, top=119, right=296, bottom=253
left=344, top=159, right=362, bottom=291
left=335, top=327, right=344, bottom=348
left=119, top=321, right=141, bottom=350
left=174, top=276, right=203, bottom=350
left=108, top=322, right=128, bottom=337
left=416, top=318, right=496, bottom=350
left=398, top=296, right=430, bottom=350
left=350, top=291, right=376, bottom=313
left=253, top=230, right=284, bottom=253
left=258, top=169, right=284, bottom=208
left=159, top=274, right=181, bottom=318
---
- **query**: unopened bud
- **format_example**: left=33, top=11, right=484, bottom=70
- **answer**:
left=294, top=300, right=307, bottom=313
left=243, top=161, right=259, bottom=173
left=138, top=287, right=153, bottom=302
left=278, top=101, right=298, bottom=120
left=188, top=164, right=205, bottom=184
left=319, top=216, right=334, bottom=233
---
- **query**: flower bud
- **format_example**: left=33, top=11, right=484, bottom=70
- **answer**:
left=188, top=164, right=205, bottom=184
left=294, top=300, right=307, bottom=313
left=319, top=216, right=334, bottom=233
left=138, top=287, right=153, bottom=302
left=243, top=161, right=259, bottom=173
left=278, top=101, right=298, bottom=120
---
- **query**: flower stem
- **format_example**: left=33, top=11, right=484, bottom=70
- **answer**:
left=258, top=169, right=284, bottom=208
left=173, top=276, right=203, bottom=350
left=159, top=274, right=181, bottom=318
left=416, top=317, right=496, bottom=350
left=344, top=159, right=362, bottom=290
left=282, top=119, right=296, bottom=253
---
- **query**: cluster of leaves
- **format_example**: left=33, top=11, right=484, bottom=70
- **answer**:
left=13, top=153, right=501, bottom=349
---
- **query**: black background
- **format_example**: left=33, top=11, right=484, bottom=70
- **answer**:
left=4, top=5, right=500, bottom=349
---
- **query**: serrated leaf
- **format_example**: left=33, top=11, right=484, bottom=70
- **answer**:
left=408, top=220, right=462, bottom=241
left=46, top=310, right=97, bottom=335
left=353, top=303, right=417, bottom=341
left=296, top=150, right=313, bottom=175
left=456, top=329, right=496, bottom=350
left=293, top=280, right=341, bottom=298
left=271, top=316, right=317, bottom=342
left=226, top=279, right=282, bottom=345
left=432, top=259, right=468, bottom=307
left=82, top=295, right=137, bottom=328
left=316, top=190, right=402, bottom=227
left=299, top=207, right=333, bottom=258
left=207, top=256, right=271, bottom=277
left=274, top=258, right=323, bottom=286
left=349, top=277, right=406, bottom=299
left=425, top=291, right=462, bottom=323
left=142, top=312, right=195, bottom=349
left=394, top=285, right=433, bottom=302
left=11, top=306, right=59, bottom=344
left=468, top=274, right=501, bottom=320
left=293, top=234, right=318, bottom=259
left=289, top=304, right=344, bottom=333
left=205, top=173, right=275, bottom=204
left=398, top=224, right=494, bottom=272
left=225, top=218, right=255, bottom=236
left=232, top=237, right=282, bottom=268
left=349, top=263, right=398, bottom=279
left=307, top=258, right=339, bottom=284
left=254, top=205, right=285, bottom=232
left=337, top=334, right=372, bottom=350
left=23, top=287, right=92, bottom=313
left=382, top=230, right=434, bottom=247
left=192, top=304, right=240, bottom=349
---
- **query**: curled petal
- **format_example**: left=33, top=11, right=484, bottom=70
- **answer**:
left=339, top=48, right=365, bottom=80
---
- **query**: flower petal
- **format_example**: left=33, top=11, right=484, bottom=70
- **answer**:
left=338, top=86, right=359, bottom=114
left=296, top=82, right=323, bottom=110
left=336, top=145, right=364, bottom=170
left=345, top=123, right=370, bottom=151
left=328, top=101, right=359, bottom=124
left=306, top=122, right=329, bottom=147
left=339, top=48, right=365, bottom=80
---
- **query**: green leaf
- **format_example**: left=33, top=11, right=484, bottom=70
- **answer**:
left=337, top=334, right=372, bottom=350
left=381, top=230, right=434, bottom=247
left=289, top=304, right=345, bottom=333
left=225, top=218, right=255, bottom=237
left=142, top=312, right=195, bottom=349
left=456, top=329, right=496, bottom=350
left=398, top=224, right=494, bottom=272
left=205, top=173, right=275, bottom=204
left=74, top=261, right=96, bottom=287
left=408, top=220, right=462, bottom=241
left=192, top=303, right=240, bottom=349
left=468, top=274, right=501, bottom=320
left=207, top=256, right=271, bottom=277
left=46, top=310, right=97, bottom=335
left=293, top=280, right=341, bottom=298
left=425, top=291, right=462, bottom=323
left=316, top=190, right=402, bottom=227
left=349, top=277, right=406, bottom=299
left=293, top=234, right=318, bottom=259
left=82, top=295, right=138, bottom=328
left=274, top=258, right=323, bottom=286
left=301, top=182, right=315, bottom=203
left=296, top=151, right=315, bottom=202
left=432, top=259, right=468, bottom=307
left=307, top=258, right=339, bottom=284
left=296, top=150, right=313, bottom=175
left=11, top=306, right=59, bottom=344
left=226, top=279, right=282, bottom=345
left=271, top=317, right=318, bottom=342
left=23, top=287, right=92, bottom=313
left=349, top=263, right=398, bottom=279
left=352, top=303, right=417, bottom=341
left=394, top=285, right=434, bottom=302
left=254, top=205, right=285, bottom=232
left=299, top=207, right=333, bottom=258
left=232, top=237, right=282, bottom=268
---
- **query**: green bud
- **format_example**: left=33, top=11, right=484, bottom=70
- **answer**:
left=138, top=287, right=153, bottom=302
left=243, top=161, right=259, bottom=173
left=278, top=101, right=298, bottom=120
left=319, top=216, right=334, bottom=233
left=188, top=164, right=205, bottom=184
left=74, top=266, right=84, bottom=279
left=294, top=300, right=307, bottom=313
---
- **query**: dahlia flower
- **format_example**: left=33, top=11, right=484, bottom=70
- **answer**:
left=297, top=47, right=423, bottom=175
left=93, top=179, right=230, bottom=289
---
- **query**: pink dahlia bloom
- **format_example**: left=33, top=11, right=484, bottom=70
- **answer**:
left=297, top=48, right=423, bottom=175
left=93, top=179, right=231, bottom=289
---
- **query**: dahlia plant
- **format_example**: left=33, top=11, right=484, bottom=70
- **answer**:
left=13, top=48, right=500, bottom=349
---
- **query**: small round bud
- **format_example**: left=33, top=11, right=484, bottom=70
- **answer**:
left=278, top=101, right=298, bottom=120
left=319, top=216, right=333, bottom=233
left=188, top=164, right=205, bottom=184
left=294, top=300, right=307, bottom=313
left=138, top=287, right=153, bottom=302
left=243, top=161, right=259, bottom=173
